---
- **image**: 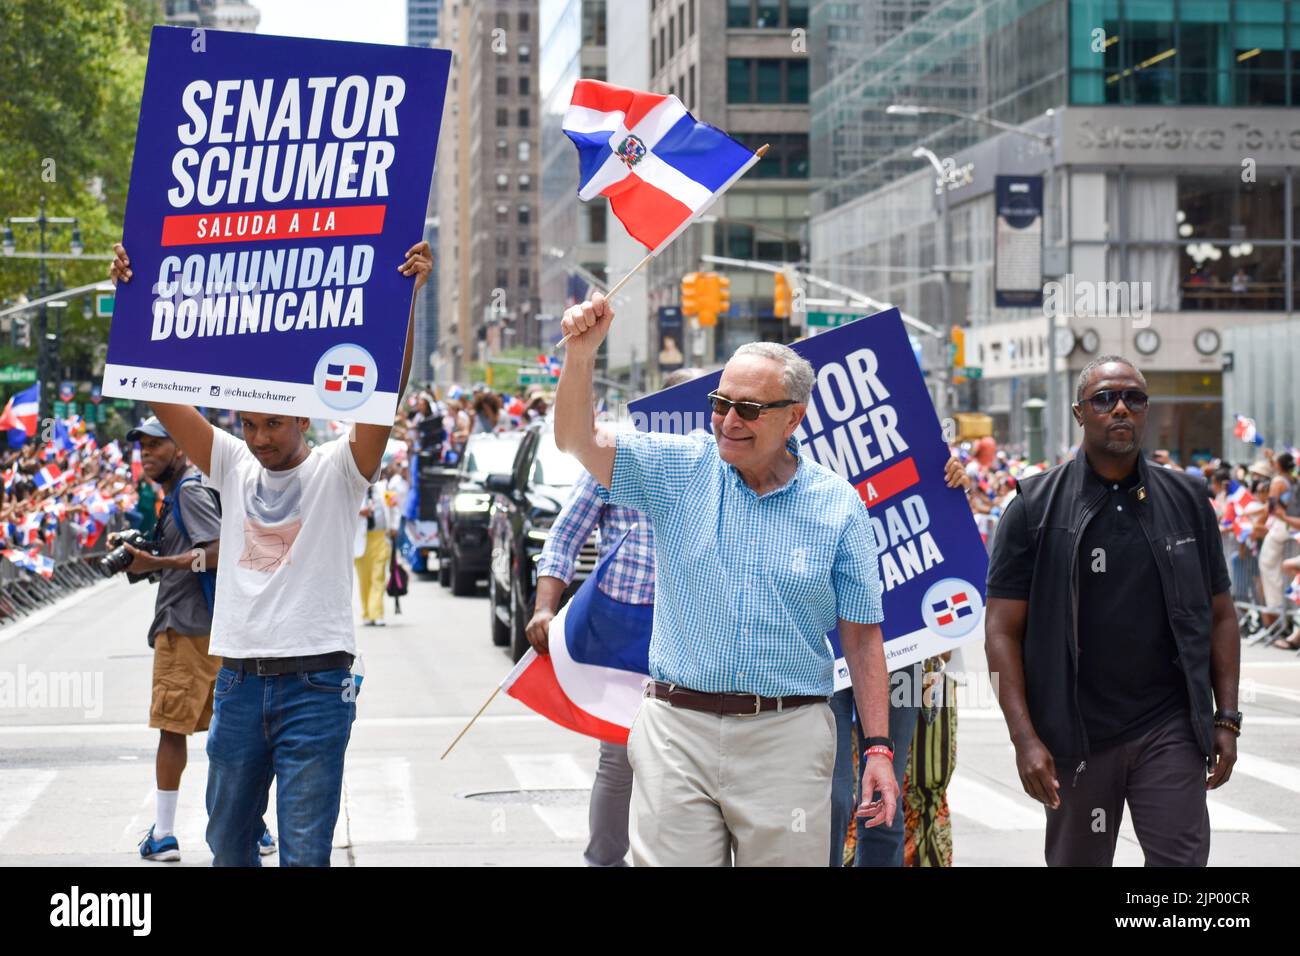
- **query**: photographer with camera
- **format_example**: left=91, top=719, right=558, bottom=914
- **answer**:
left=113, top=417, right=231, bottom=862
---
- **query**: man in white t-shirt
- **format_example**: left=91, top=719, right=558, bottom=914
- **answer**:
left=109, top=240, right=433, bottom=866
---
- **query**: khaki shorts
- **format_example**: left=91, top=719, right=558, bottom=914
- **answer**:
left=150, top=629, right=221, bottom=734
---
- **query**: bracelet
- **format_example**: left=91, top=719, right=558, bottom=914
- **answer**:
left=863, top=745, right=894, bottom=762
left=1214, top=719, right=1241, bottom=737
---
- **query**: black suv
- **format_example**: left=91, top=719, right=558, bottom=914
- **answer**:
left=437, top=430, right=524, bottom=595
left=486, top=423, right=598, bottom=661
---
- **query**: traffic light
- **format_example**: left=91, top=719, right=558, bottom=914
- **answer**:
left=680, top=272, right=701, bottom=316
left=774, top=272, right=791, bottom=318
left=950, top=326, right=965, bottom=368
left=15, top=319, right=30, bottom=349
left=715, top=274, right=730, bottom=316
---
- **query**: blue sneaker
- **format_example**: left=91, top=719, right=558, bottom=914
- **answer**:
left=258, top=827, right=277, bottom=856
left=138, top=825, right=180, bottom=862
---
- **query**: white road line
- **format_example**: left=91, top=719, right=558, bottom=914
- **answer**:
left=505, top=753, right=593, bottom=842
left=343, top=757, right=417, bottom=844
left=1234, top=751, right=1300, bottom=794
left=1204, top=800, right=1285, bottom=833
left=505, top=753, right=593, bottom=790
left=0, top=770, right=57, bottom=846
left=947, top=772, right=1043, bottom=830
left=1244, top=682, right=1300, bottom=705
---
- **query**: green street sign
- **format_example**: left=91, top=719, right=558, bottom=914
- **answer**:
left=0, top=365, right=36, bottom=384
left=96, top=293, right=115, bottom=318
left=959, top=366, right=984, bottom=379
left=519, top=371, right=560, bottom=386
left=806, top=311, right=863, bottom=328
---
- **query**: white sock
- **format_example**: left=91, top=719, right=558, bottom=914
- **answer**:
left=155, top=789, right=179, bottom=838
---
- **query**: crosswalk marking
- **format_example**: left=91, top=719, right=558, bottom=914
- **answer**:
left=504, top=753, right=592, bottom=841
left=341, top=757, right=417, bottom=845
left=0, top=770, right=56, bottom=845
left=1234, top=751, right=1300, bottom=794
left=947, top=772, right=1044, bottom=830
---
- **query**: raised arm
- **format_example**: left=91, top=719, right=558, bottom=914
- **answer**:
left=349, top=242, right=433, bottom=482
left=554, top=293, right=617, bottom=488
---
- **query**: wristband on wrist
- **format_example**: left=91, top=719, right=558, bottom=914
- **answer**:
left=863, top=745, right=894, bottom=762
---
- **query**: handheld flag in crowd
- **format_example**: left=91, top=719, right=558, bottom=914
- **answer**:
left=499, top=530, right=652, bottom=745
left=0, top=382, right=40, bottom=447
left=33, top=464, right=65, bottom=490
left=1235, top=414, right=1264, bottom=446
left=563, top=80, right=760, bottom=254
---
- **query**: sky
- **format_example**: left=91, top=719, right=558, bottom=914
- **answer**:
left=254, top=0, right=407, bottom=45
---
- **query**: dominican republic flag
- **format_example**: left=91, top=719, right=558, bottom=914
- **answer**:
left=537, top=354, right=563, bottom=376
left=103, top=440, right=123, bottom=466
left=500, top=530, right=652, bottom=745
left=17, top=512, right=42, bottom=546
left=325, top=363, right=367, bottom=393
left=932, top=590, right=975, bottom=627
left=0, top=382, right=39, bottom=444
left=1234, top=414, right=1263, bottom=446
left=2, top=549, right=33, bottom=573
left=33, top=464, right=65, bottom=490
left=25, top=548, right=54, bottom=580
left=563, top=80, right=760, bottom=253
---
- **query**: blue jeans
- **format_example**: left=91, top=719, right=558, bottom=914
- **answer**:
left=205, top=665, right=356, bottom=867
left=828, top=688, right=856, bottom=866
left=854, top=664, right=920, bottom=867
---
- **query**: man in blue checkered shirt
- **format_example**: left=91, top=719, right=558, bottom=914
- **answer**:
left=555, top=293, right=897, bottom=867
left=527, top=368, right=704, bottom=867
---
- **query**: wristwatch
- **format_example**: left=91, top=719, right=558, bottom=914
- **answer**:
left=1215, top=709, right=1243, bottom=725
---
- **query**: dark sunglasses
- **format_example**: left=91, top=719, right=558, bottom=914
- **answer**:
left=707, top=391, right=796, bottom=421
left=1080, top=388, right=1149, bottom=414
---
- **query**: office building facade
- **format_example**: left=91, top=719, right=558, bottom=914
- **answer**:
left=810, top=0, right=1300, bottom=461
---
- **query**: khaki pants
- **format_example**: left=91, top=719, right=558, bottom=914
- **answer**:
left=149, top=629, right=221, bottom=734
left=626, top=696, right=836, bottom=866
left=355, top=529, right=390, bottom=621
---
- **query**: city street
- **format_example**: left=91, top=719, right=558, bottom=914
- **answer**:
left=1, top=569, right=1297, bottom=867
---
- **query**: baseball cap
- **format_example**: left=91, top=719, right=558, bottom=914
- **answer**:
left=126, top=417, right=171, bottom=443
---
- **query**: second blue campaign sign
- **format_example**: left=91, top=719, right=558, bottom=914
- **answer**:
left=627, top=309, right=988, bottom=680
left=103, top=26, right=450, bottom=424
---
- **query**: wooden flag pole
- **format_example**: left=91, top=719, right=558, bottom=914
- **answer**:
left=440, top=684, right=502, bottom=760
left=555, top=143, right=770, bottom=350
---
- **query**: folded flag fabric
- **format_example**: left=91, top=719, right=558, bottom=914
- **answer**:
left=563, top=79, right=760, bottom=253
left=0, top=383, right=40, bottom=437
left=500, top=529, right=652, bottom=745
left=33, top=464, right=65, bottom=489
left=25, top=549, right=54, bottom=580
left=1234, top=414, right=1263, bottom=446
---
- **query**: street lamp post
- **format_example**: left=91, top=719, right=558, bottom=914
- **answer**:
left=908, top=146, right=955, bottom=422
left=887, top=104, right=1058, bottom=460
left=2, top=195, right=82, bottom=417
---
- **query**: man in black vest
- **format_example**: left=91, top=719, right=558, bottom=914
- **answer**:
left=985, top=356, right=1241, bottom=866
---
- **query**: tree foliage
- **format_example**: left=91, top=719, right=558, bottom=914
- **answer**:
left=0, top=0, right=156, bottom=378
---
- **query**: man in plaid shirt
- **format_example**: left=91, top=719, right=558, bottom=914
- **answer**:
left=526, top=368, right=703, bottom=867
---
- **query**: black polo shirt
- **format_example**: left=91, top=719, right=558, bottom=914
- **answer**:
left=1075, top=460, right=1187, bottom=749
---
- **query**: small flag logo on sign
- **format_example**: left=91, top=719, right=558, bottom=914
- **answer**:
left=931, top=591, right=973, bottom=627
left=920, top=577, right=984, bottom=638
left=325, top=363, right=367, bottom=393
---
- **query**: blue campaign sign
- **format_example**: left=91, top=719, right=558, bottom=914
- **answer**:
left=626, top=308, right=987, bottom=681
left=103, top=27, right=450, bottom=424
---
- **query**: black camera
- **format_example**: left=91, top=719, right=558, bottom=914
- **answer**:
left=99, top=529, right=160, bottom=581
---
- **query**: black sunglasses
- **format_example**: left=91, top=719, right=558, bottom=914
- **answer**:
left=707, top=391, right=796, bottom=421
left=1079, top=388, right=1149, bottom=414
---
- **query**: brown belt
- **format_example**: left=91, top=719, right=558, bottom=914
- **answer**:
left=645, top=680, right=827, bottom=716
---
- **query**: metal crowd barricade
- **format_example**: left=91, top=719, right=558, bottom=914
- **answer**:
left=0, top=513, right=129, bottom=627
left=1226, top=526, right=1300, bottom=647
